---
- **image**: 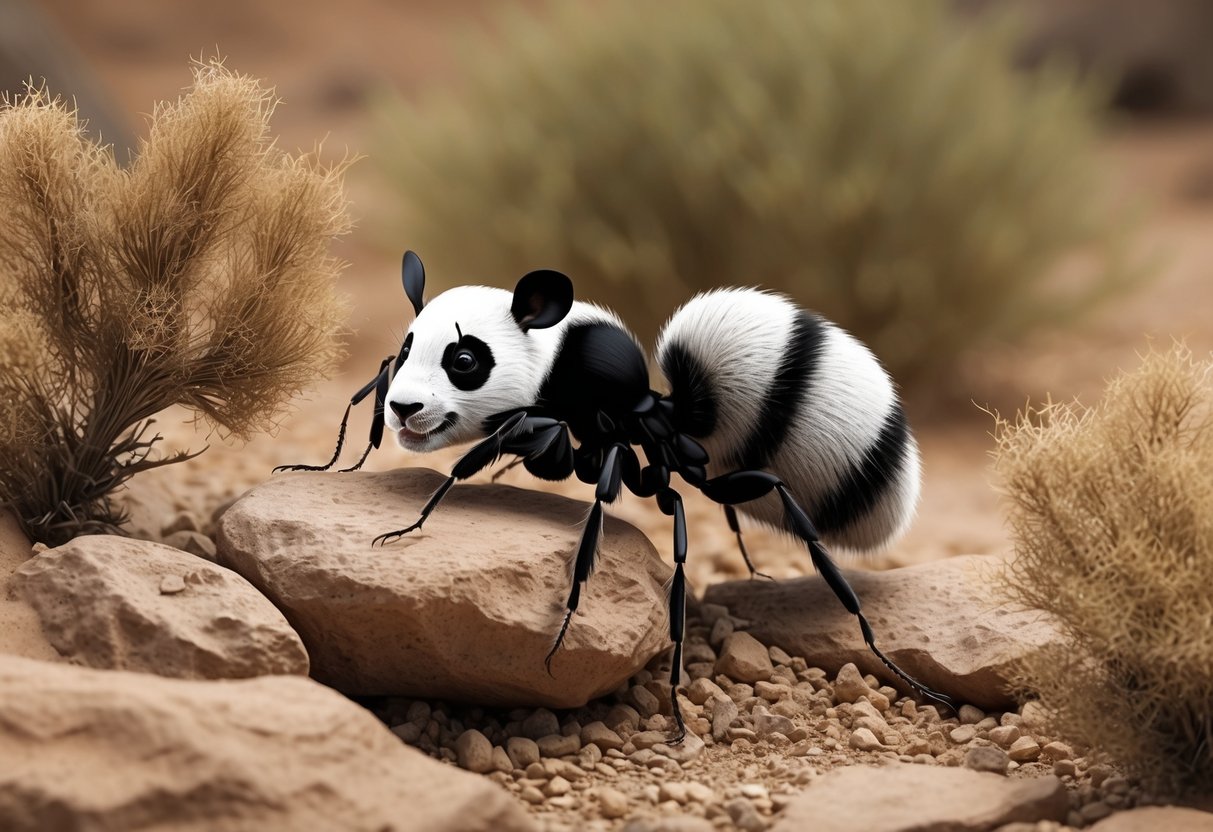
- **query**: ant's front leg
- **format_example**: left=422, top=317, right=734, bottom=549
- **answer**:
left=273, top=355, right=393, bottom=473
left=372, top=412, right=571, bottom=546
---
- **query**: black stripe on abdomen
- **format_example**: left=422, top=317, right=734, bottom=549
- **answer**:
left=734, top=311, right=826, bottom=470
left=811, top=404, right=910, bottom=536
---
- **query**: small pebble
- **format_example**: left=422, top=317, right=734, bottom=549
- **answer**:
left=522, top=709, right=560, bottom=740
left=520, top=785, right=545, bottom=805
left=715, top=632, right=773, bottom=683
left=964, top=745, right=1010, bottom=775
left=711, top=696, right=739, bottom=742
left=629, top=685, right=661, bottom=718
left=987, top=725, right=1021, bottom=748
left=949, top=725, right=977, bottom=744
left=1053, top=759, right=1077, bottom=778
left=581, top=721, right=625, bottom=752
left=957, top=704, right=985, bottom=725
left=537, top=733, right=581, bottom=757
left=597, top=787, right=629, bottom=819
left=849, top=727, right=885, bottom=751
left=1040, top=741, right=1073, bottom=761
left=725, top=797, right=766, bottom=832
left=543, top=775, right=571, bottom=798
left=1007, top=736, right=1041, bottom=763
left=832, top=663, right=874, bottom=705
left=159, top=575, right=187, bottom=595
left=506, top=737, right=541, bottom=769
left=454, top=729, right=494, bottom=773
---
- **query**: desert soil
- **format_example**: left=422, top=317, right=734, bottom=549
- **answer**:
left=28, top=1, right=1213, bottom=829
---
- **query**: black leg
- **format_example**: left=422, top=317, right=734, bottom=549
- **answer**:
left=490, top=457, right=526, bottom=481
left=273, top=355, right=393, bottom=473
left=723, top=505, right=773, bottom=580
left=338, top=441, right=375, bottom=473
left=698, top=469, right=956, bottom=710
left=659, top=486, right=689, bottom=745
left=372, top=411, right=530, bottom=546
left=545, top=442, right=626, bottom=672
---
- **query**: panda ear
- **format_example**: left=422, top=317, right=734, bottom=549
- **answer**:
left=402, top=250, right=426, bottom=316
left=511, top=269, right=574, bottom=331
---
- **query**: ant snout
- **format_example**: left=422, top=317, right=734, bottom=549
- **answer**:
left=389, top=401, right=425, bottom=421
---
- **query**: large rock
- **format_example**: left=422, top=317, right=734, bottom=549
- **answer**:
left=0, top=655, right=533, bottom=832
left=1089, top=807, right=1213, bottom=832
left=217, top=468, right=673, bottom=708
left=0, top=513, right=59, bottom=662
left=704, top=554, right=1059, bottom=709
left=771, top=764, right=1068, bottom=832
left=11, top=535, right=308, bottom=679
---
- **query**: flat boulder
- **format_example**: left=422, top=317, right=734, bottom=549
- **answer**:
left=0, top=655, right=532, bottom=832
left=217, top=468, right=672, bottom=708
left=704, top=554, right=1059, bottom=709
left=11, top=535, right=308, bottom=679
left=771, top=764, right=1068, bottom=832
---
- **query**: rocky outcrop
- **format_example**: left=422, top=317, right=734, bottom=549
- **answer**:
left=1089, top=807, right=1213, bottom=831
left=771, top=764, right=1068, bottom=832
left=0, top=512, right=59, bottom=662
left=11, top=535, right=308, bottom=678
left=0, top=655, right=533, bottom=832
left=704, top=554, right=1060, bottom=709
left=217, top=468, right=673, bottom=708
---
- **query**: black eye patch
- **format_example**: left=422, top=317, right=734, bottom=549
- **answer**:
left=395, top=332, right=414, bottom=371
left=442, top=333, right=495, bottom=391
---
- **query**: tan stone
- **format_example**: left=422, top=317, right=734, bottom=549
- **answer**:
left=0, top=655, right=533, bottom=832
left=0, top=513, right=58, bottom=662
left=771, top=764, right=1068, bottom=832
left=1088, top=807, right=1213, bottom=832
left=704, top=554, right=1061, bottom=709
left=11, top=535, right=308, bottom=679
left=714, top=631, right=773, bottom=683
left=217, top=468, right=672, bottom=707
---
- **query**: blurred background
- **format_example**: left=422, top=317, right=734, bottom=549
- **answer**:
left=5, top=0, right=1213, bottom=581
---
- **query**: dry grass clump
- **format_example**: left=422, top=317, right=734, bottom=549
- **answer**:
left=995, top=345, right=1213, bottom=795
left=0, top=61, right=350, bottom=546
left=379, top=0, right=1137, bottom=385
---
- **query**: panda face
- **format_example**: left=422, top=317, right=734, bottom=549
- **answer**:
left=384, top=286, right=552, bottom=453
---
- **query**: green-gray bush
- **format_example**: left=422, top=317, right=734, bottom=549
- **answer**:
left=378, top=0, right=1137, bottom=386
left=995, top=345, right=1213, bottom=795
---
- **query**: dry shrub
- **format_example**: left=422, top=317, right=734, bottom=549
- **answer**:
left=378, top=0, right=1138, bottom=385
left=995, top=345, right=1213, bottom=795
left=0, top=61, right=350, bottom=546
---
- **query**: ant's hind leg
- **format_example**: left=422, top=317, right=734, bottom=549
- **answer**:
left=722, top=505, right=773, bottom=581
left=699, top=470, right=956, bottom=711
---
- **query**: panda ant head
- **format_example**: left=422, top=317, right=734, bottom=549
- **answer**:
left=384, top=252, right=574, bottom=453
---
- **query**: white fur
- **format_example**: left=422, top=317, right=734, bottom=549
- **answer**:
left=384, top=287, right=628, bottom=453
left=656, top=289, right=920, bottom=552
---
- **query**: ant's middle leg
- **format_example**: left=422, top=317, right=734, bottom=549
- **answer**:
left=544, top=442, right=637, bottom=671
left=722, top=505, right=773, bottom=580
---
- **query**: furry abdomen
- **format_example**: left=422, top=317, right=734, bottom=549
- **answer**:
left=656, top=289, right=920, bottom=551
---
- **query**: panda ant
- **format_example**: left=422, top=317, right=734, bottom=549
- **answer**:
left=275, top=251, right=956, bottom=742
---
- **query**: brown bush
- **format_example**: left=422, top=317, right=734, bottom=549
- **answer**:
left=0, top=62, right=350, bottom=546
left=995, top=345, right=1213, bottom=795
